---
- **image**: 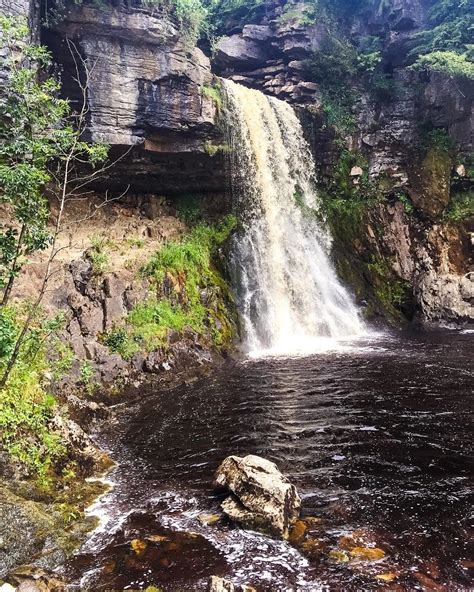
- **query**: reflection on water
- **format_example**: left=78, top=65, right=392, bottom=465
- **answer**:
left=65, top=330, right=474, bottom=591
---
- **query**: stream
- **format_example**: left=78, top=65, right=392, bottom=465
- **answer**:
left=64, top=329, right=473, bottom=591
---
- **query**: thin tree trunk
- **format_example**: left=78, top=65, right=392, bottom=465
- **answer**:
left=0, top=156, right=72, bottom=389
left=1, top=224, right=26, bottom=307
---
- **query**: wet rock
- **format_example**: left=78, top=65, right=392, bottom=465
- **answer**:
left=6, top=567, right=65, bottom=592
left=0, top=488, right=59, bottom=577
left=49, top=414, right=109, bottom=473
left=414, top=572, right=446, bottom=591
left=375, top=572, right=398, bottom=582
left=198, top=513, right=222, bottom=526
left=208, top=576, right=234, bottom=592
left=300, top=538, right=328, bottom=559
left=288, top=519, right=307, bottom=543
left=208, top=577, right=256, bottom=592
left=214, top=454, right=301, bottom=539
left=350, top=546, right=386, bottom=561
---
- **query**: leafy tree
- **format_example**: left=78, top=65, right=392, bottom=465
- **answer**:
left=0, top=16, right=67, bottom=304
left=410, top=50, right=474, bottom=79
left=410, top=0, right=474, bottom=78
left=0, top=16, right=128, bottom=389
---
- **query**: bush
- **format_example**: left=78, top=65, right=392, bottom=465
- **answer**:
left=0, top=307, right=69, bottom=482
left=410, top=50, right=474, bottom=79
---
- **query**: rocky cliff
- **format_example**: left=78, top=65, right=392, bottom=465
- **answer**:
left=2, top=0, right=472, bottom=342
left=213, top=0, right=473, bottom=324
left=0, top=0, right=472, bottom=581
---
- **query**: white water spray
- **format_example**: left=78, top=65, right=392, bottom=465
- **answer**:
left=223, top=80, right=365, bottom=355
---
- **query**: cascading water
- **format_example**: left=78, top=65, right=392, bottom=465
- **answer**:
left=223, top=80, right=365, bottom=355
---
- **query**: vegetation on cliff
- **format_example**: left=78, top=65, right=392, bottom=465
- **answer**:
left=105, top=215, right=238, bottom=359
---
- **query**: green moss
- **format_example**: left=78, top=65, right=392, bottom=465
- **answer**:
left=366, top=255, right=411, bottom=313
left=105, top=216, right=238, bottom=358
left=203, top=141, right=230, bottom=157
left=201, top=83, right=223, bottom=111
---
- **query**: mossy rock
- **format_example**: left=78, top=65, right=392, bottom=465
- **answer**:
left=408, top=146, right=452, bottom=218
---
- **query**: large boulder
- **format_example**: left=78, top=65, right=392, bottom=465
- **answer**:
left=214, top=454, right=300, bottom=539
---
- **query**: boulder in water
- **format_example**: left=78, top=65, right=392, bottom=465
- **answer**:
left=214, top=454, right=301, bottom=539
left=207, top=577, right=256, bottom=592
left=208, top=577, right=234, bottom=592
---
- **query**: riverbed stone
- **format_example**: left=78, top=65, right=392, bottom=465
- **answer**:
left=214, top=454, right=301, bottom=539
left=208, top=576, right=234, bottom=592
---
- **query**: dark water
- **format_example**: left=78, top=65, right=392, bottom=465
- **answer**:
left=65, top=330, right=474, bottom=591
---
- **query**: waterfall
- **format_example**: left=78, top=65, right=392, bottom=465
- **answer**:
left=223, top=80, right=365, bottom=355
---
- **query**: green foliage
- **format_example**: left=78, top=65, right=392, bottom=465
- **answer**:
left=0, top=16, right=64, bottom=294
left=443, top=191, right=474, bottom=221
left=411, top=0, right=473, bottom=54
left=174, top=194, right=203, bottom=225
left=0, top=308, right=16, bottom=359
left=87, top=235, right=111, bottom=275
left=422, top=127, right=454, bottom=153
left=277, top=2, right=316, bottom=27
left=366, top=255, right=411, bottom=310
left=169, top=0, right=209, bottom=43
left=409, top=0, right=473, bottom=78
left=203, top=0, right=265, bottom=35
left=105, top=217, right=237, bottom=358
left=410, top=50, right=474, bottom=79
left=395, top=191, right=414, bottom=214
left=321, top=95, right=356, bottom=136
left=201, top=83, right=223, bottom=111
left=0, top=15, right=108, bottom=308
left=0, top=307, right=68, bottom=481
left=79, top=360, right=94, bottom=385
left=370, top=74, right=399, bottom=103
left=304, top=37, right=358, bottom=88
left=50, top=341, right=74, bottom=381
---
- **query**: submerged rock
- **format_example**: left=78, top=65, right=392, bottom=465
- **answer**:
left=198, top=513, right=222, bottom=526
left=208, top=577, right=256, bottom=592
left=214, top=454, right=301, bottom=539
left=208, top=576, right=234, bottom=592
left=5, top=566, right=65, bottom=591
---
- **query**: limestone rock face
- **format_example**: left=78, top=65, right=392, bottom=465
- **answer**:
left=408, top=147, right=452, bottom=218
left=44, top=4, right=228, bottom=194
left=48, top=5, right=216, bottom=146
left=214, top=454, right=301, bottom=538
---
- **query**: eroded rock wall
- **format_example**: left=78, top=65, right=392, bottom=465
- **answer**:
left=28, top=0, right=474, bottom=328
left=43, top=2, right=228, bottom=194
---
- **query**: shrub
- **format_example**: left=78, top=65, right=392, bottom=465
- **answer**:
left=87, top=235, right=112, bottom=275
left=410, top=50, right=474, bottom=79
left=0, top=307, right=69, bottom=482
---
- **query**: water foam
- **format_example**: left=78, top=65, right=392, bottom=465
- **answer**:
left=223, top=80, right=366, bottom=356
